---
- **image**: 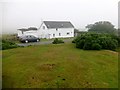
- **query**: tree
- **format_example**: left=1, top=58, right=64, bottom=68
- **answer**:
left=86, top=21, right=116, bottom=34
left=85, top=24, right=93, bottom=29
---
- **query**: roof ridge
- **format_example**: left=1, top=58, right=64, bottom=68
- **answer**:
left=43, top=21, right=71, bottom=22
left=43, top=21, right=74, bottom=28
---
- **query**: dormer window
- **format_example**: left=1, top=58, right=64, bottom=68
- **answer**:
left=43, top=26, right=45, bottom=29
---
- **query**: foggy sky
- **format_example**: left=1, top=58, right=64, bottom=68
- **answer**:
left=0, top=0, right=119, bottom=34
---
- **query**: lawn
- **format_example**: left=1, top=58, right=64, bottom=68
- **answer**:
left=2, top=43, right=118, bottom=88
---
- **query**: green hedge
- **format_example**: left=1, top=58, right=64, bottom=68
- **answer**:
left=52, top=38, right=64, bottom=44
left=73, top=33, right=118, bottom=50
left=1, top=40, right=18, bottom=50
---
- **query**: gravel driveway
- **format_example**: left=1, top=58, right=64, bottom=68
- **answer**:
left=17, top=39, right=73, bottom=47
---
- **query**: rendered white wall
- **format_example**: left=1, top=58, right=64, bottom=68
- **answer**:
left=44, top=28, right=74, bottom=39
left=17, top=23, right=74, bottom=39
left=38, top=23, right=74, bottom=39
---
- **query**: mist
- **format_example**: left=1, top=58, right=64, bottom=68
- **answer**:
left=1, top=0, right=119, bottom=34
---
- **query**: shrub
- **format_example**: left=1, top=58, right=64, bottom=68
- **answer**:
left=52, top=38, right=64, bottom=44
left=83, top=42, right=92, bottom=50
left=72, top=40, right=76, bottom=43
left=76, top=39, right=85, bottom=49
left=91, top=43, right=102, bottom=50
left=73, top=33, right=118, bottom=50
left=98, top=37, right=118, bottom=50
left=2, top=39, right=18, bottom=50
left=110, top=34, right=120, bottom=47
left=72, top=37, right=79, bottom=43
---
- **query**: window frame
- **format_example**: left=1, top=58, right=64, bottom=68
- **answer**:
left=53, top=34, right=55, bottom=37
left=67, top=32, right=70, bottom=35
left=59, top=33, right=61, bottom=36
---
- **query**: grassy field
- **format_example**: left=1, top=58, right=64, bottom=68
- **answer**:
left=2, top=43, right=118, bottom=88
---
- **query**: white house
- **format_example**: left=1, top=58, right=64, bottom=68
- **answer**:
left=17, top=21, right=75, bottom=39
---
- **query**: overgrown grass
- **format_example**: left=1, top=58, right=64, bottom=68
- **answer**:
left=1, top=34, right=19, bottom=43
left=2, top=43, right=118, bottom=88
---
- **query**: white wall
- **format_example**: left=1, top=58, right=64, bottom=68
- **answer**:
left=37, top=28, right=74, bottom=39
left=17, top=23, right=74, bottom=39
left=46, top=28, right=74, bottom=39
left=37, top=23, right=48, bottom=38
left=38, top=23, right=74, bottom=39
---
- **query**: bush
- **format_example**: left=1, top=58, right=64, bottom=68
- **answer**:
left=98, top=37, right=118, bottom=50
left=72, top=40, right=76, bottom=43
left=83, top=42, right=92, bottom=50
left=110, top=34, right=120, bottom=47
left=72, top=36, right=80, bottom=43
left=52, top=38, right=64, bottom=44
left=76, top=39, right=85, bottom=49
left=2, top=39, right=18, bottom=50
left=73, top=33, right=118, bottom=50
left=91, top=43, right=102, bottom=50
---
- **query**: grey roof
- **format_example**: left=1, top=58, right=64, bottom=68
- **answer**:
left=43, top=21, right=74, bottom=29
left=18, top=27, right=37, bottom=31
left=18, top=28, right=29, bottom=31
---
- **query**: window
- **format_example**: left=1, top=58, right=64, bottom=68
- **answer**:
left=67, top=32, right=70, bottom=35
left=56, top=28, right=58, bottom=31
left=59, top=33, right=61, bottom=36
left=53, top=34, right=55, bottom=37
left=43, top=26, right=45, bottom=29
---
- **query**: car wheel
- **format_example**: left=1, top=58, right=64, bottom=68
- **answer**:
left=37, top=39, right=39, bottom=42
left=25, top=40, right=28, bottom=43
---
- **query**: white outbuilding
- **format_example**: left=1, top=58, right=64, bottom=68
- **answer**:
left=17, top=21, right=75, bottom=39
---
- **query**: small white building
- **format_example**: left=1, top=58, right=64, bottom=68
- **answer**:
left=17, top=21, right=75, bottom=39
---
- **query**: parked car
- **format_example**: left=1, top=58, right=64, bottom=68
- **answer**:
left=19, top=35, right=40, bottom=43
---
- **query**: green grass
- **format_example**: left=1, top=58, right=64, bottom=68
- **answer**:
left=2, top=43, right=118, bottom=88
